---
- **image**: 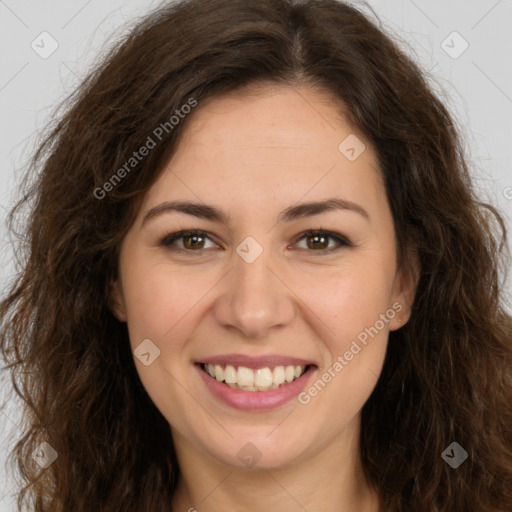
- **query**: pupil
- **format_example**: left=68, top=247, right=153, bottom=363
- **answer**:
left=186, top=235, right=203, bottom=249
left=309, top=235, right=327, bottom=250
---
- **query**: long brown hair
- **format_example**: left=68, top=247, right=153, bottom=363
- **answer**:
left=1, top=0, right=511, bottom=510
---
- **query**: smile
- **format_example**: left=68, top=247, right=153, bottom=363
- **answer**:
left=202, top=363, right=309, bottom=391
left=195, top=356, right=317, bottom=410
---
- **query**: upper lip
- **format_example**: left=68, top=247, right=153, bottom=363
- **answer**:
left=197, top=354, right=316, bottom=369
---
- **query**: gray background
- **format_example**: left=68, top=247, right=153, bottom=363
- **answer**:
left=1, top=0, right=511, bottom=509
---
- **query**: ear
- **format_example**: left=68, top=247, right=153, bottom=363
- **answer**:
left=388, top=249, right=420, bottom=331
left=108, top=278, right=127, bottom=322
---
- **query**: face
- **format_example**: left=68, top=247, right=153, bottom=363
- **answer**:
left=109, top=83, right=417, bottom=471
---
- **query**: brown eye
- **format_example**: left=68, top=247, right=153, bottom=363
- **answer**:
left=161, top=231, right=217, bottom=251
left=160, top=229, right=352, bottom=255
left=295, top=230, right=352, bottom=253
left=181, top=233, right=206, bottom=250
left=306, top=233, right=330, bottom=250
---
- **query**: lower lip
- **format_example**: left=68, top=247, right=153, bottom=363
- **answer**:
left=196, top=364, right=316, bottom=410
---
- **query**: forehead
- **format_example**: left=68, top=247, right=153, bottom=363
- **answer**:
left=139, top=83, right=385, bottom=222
left=179, top=83, right=363, bottom=163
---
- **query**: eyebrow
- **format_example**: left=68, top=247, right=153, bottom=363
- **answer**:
left=142, top=197, right=370, bottom=226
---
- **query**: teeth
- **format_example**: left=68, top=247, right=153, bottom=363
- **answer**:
left=273, top=366, right=285, bottom=386
left=224, top=364, right=237, bottom=383
left=204, top=363, right=307, bottom=391
left=215, top=365, right=225, bottom=382
left=254, top=368, right=273, bottom=388
left=237, top=366, right=254, bottom=387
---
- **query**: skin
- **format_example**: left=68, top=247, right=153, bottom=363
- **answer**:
left=109, top=83, right=419, bottom=511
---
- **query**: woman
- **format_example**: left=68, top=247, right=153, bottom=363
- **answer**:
left=1, top=0, right=511, bottom=510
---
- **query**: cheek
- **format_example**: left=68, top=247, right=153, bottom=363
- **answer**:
left=121, top=257, right=202, bottom=343
left=119, top=260, right=203, bottom=424
left=297, top=266, right=393, bottom=429
left=305, top=258, right=395, bottom=340
left=300, top=258, right=394, bottom=402
left=121, top=247, right=395, bottom=350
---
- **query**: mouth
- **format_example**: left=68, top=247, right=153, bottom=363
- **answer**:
left=194, top=357, right=318, bottom=410
left=199, top=362, right=312, bottom=391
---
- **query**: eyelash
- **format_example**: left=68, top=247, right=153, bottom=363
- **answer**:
left=159, top=229, right=352, bottom=255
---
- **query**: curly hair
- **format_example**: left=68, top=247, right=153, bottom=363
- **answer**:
left=1, top=0, right=511, bottom=510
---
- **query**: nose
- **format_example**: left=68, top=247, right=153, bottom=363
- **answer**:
left=212, top=241, right=296, bottom=340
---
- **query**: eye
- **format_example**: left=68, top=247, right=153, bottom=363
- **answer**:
left=159, top=229, right=352, bottom=254
left=293, top=229, right=352, bottom=254
left=160, top=230, right=218, bottom=251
